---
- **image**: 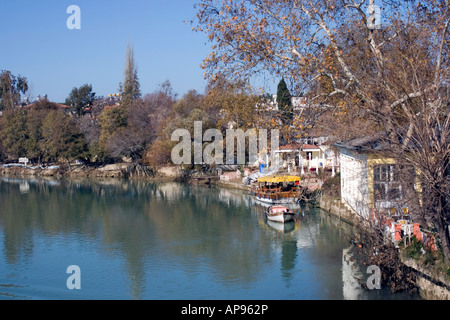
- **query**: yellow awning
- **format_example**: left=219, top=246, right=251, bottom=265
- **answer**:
left=257, top=175, right=301, bottom=183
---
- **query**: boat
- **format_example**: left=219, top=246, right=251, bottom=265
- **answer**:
left=266, top=205, right=296, bottom=223
left=250, top=175, right=303, bottom=206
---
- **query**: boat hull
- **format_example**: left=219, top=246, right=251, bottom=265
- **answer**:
left=266, top=212, right=295, bottom=223
left=255, top=195, right=298, bottom=205
left=266, top=206, right=296, bottom=223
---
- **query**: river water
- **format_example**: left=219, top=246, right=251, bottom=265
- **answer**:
left=0, top=177, right=421, bottom=300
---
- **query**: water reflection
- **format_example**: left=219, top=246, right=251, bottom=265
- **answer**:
left=342, top=247, right=365, bottom=300
left=0, top=177, right=420, bottom=300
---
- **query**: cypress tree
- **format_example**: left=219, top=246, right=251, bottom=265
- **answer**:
left=276, top=78, right=293, bottom=124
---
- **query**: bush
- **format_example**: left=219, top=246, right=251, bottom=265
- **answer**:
left=403, top=236, right=424, bottom=260
left=403, top=236, right=438, bottom=266
left=144, top=139, right=174, bottom=167
left=321, top=173, right=340, bottom=199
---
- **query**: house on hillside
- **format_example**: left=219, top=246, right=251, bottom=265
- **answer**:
left=25, top=102, right=71, bottom=111
left=275, top=142, right=336, bottom=173
left=24, top=96, right=73, bottom=115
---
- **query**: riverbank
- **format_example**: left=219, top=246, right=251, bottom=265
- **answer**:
left=0, top=162, right=176, bottom=181
left=1, top=163, right=129, bottom=178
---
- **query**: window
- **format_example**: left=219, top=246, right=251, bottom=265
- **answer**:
left=374, top=164, right=402, bottom=201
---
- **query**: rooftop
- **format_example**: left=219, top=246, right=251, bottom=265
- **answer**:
left=334, top=132, right=390, bottom=152
left=279, top=143, right=320, bottom=151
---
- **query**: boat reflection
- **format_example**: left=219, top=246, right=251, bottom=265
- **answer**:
left=266, top=219, right=296, bottom=234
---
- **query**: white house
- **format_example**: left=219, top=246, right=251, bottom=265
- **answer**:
left=274, top=143, right=334, bottom=174
left=335, top=134, right=407, bottom=220
left=337, top=144, right=371, bottom=219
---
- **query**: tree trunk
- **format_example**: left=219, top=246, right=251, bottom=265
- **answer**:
left=436, top=193, right=450, bottom=262
left=437, top=218, right=450, bottom=263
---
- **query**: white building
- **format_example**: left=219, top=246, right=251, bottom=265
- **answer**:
left=338, top=145, right=370, bottom=219
left=335, top=134, right=407, bottom=220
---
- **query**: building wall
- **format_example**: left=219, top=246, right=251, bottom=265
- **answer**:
left=340, top=149, right=420, bottom=218
left=339, top=148, right=370, bottom=219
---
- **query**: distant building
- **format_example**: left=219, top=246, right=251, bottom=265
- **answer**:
left=291, top=96, right=307, bottom=111
left=275, top=142, right=336, bottom=173
left=255, top=94, right=278, bottom=111
left=82, top=94, right=122, bottom=118
left=256, top=95, right=308, bottom=111
left=25, top=102, right=71, bottom=110
left=24, top=98, right=72, bottom=114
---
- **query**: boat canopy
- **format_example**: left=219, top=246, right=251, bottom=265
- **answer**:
left=257, top=175, right=301, bottom=183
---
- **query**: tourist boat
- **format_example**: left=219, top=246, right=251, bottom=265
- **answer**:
left=266, top=205, right=296, bottom=223
left=250, top=175, right=303, bottom=206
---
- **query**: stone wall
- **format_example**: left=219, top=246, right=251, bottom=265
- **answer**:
left=319, top=197, right=359, bottom=226
left=401, top=258, right=450, bottom=300
left=156, top=166, right=183, bottom=178
left=320, top=195, right=450, bottom=300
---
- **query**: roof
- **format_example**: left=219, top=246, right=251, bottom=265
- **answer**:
left=279, top=143, right=320, bottom=151
left=334, top=132, right=390, bottom=152
left=258, top=175, right=301, bottom=183
left=25, top=102, right=71, bottom=109
left=302, top=144, right=320, bottom=150
left=279, top=143, right=302, bottom=151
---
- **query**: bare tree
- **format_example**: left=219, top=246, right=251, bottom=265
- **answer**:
left=194, top=0, right=450, bottom=261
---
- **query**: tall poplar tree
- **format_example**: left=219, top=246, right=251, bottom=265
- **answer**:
left=120, top=43, right=141, bottom=107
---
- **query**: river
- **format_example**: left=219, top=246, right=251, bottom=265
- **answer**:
left=0, top=177, right=421, bottom=300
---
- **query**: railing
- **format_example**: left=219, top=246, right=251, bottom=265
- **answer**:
left=250, top=187, right=301, bottom=201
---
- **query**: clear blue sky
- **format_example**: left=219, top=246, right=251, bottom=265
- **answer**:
left=0, top=0, right=215, bottom=102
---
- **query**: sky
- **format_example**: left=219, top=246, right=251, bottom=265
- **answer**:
left=0, top=0, right=217, bottom=102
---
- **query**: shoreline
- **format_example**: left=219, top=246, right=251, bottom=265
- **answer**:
left=1, top=163, right=133, bottom=179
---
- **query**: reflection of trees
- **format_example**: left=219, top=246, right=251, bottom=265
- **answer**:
left=0, top=178, right=156, bottom=299
left=0, top=178, right=358, bottom=299
left=147, top=185, right=274, bottom=286
left=280, top=240, right=297, bottom=286
left=0, top=179, right=276, bottom=298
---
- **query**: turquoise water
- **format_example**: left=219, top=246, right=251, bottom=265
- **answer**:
left=0, top=177, right=420, bottom=300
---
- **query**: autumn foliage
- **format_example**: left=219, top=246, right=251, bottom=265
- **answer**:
left=193, top=0, right=450, bottom=261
